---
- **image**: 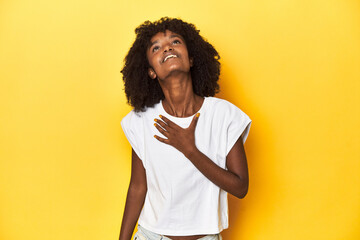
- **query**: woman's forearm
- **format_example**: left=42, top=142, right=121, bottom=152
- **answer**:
left=119, top=184, right=147, bottom=240
left=185, top=149, right=248, bottom=199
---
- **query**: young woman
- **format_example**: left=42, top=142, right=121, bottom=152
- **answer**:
left=119, top=17, right=252, bottom=240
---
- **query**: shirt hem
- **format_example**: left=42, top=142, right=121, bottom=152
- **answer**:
left=138, top=220, right=227, bottom=236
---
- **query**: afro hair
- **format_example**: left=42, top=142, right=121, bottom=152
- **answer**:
left=121, top=17, right=221, bottom=112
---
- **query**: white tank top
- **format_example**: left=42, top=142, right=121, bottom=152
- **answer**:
left=121, top=96, right=252, bottom=236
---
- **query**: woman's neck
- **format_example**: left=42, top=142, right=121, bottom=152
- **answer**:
left=159, top=74, right=203, bottom=118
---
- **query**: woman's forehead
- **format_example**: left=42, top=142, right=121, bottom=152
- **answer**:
left=150, top=30, right=184, bottom=42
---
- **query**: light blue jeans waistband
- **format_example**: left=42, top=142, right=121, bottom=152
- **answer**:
left=134, top=225, right=222, bottom=240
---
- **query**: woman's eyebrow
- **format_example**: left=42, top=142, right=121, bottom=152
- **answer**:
left=149, top=40, right=159, bottom=47
left=170, top=34, right=183, bottom=40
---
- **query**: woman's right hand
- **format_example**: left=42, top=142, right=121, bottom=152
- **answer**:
left=153, top=113, right=200, bottom=158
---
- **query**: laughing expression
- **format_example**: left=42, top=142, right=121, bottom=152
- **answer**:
left=147, top=30, right=193, bottom=81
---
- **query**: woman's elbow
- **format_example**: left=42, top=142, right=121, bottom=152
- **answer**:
left=129, top=182, right=147, bottom=196
left=237, top=187, right=248, bottom=199
left=234, top=180, right=248, bottom=199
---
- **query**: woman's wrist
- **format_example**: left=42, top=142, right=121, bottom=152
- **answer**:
left=184, top=145, right=199, bottom=161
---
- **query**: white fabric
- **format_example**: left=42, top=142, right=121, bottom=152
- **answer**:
left=121, top=96, right=252, bottom=236
left=135, top=224, right=222, bottom=240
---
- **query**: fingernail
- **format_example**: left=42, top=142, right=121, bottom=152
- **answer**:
left=154, top=123, right=156, bottom=127
left=154, top=118, right=157, bottom=122
left=154, top=135, right=156, bottom=138
left=159, top=115, right=162, bottom=118
left=196, top=113, right=200, bottom=117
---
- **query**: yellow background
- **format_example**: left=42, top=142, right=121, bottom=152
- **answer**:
left=1, top=0, right=359, bottom=239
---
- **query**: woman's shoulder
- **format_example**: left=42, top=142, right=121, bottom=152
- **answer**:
left=206, top=96, right=244, bottom=113
left=122, top=109, right=142, bottom=121
left=206, top=97, right=251, bottom=123
left=120, top=109, right=144, bottom=132
left=121, top=101, right=161, bottom=126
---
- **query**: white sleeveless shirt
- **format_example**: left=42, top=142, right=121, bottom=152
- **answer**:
left=121, top=96, right=252, bottom=236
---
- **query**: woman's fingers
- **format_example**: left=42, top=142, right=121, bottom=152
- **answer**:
left=153, top=134, right=170, bottom=144
left=155, top=113, right=200, bottom=132
left=189, top=112, right=200, bottom=130
left=153, top=113, right=199, bottom=152
left=154, top=122, right=169, bottom=137
left=159, top=115, right=178, bottom=129
left=154, top=118, right=168, bottom=130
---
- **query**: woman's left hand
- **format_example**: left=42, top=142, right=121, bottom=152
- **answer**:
left=153, top=113, right=200, bottom=156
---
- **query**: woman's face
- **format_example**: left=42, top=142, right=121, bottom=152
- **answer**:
left=146, top=30, right=193, bottom=81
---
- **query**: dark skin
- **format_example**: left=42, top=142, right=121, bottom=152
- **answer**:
left=119, top=30, right=249, bottom=240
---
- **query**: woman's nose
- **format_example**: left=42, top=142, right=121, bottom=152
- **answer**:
left=163, top=45, right=173, bottom=52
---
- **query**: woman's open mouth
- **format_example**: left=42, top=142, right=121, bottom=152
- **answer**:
left=163, top=54, right=178, bottom=63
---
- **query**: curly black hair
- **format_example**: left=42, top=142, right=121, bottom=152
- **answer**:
left=121, top=17, right=221, bottom=112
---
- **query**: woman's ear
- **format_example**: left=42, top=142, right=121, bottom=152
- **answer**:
left=148, top=68, right=157, bottom=79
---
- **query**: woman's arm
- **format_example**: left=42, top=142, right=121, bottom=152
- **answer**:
left=186, top=133, right=249, bottom=199
left=119, top=149, right=147, bottom=240
left=154, top=114, right=249, bottom=199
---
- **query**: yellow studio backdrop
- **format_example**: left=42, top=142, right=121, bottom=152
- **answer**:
left=0, top=0, right=359, bottom=239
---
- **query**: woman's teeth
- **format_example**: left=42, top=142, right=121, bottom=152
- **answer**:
left=164, top=55, right=177, bottom=62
